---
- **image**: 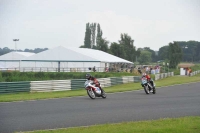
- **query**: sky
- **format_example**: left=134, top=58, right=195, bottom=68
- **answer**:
left=0, top=0, right=200, bottom=51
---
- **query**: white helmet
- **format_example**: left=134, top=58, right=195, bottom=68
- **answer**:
left=142, top=73, right=146, bottom=76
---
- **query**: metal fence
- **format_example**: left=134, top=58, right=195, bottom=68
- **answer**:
left=189, top=70, right=200, bottom=76
left=2, top=71, right=199, bottom=94
left=0, top=67, right=133, bottom=73
left=154, top=72, right=174, bottom=80
left=0, top=81, right=30, bottom=94
left=0, top=76, right=140, bottom=93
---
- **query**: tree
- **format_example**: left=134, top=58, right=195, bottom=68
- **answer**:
left=175, top=41, right=200, bottom=62
left=0, top=47, right=12, bottom=56
left=158, top=45, right=169, bottom=61
left=143, top=47, right=157, bottom=62
left=138, top=51, right=152, bottom=64
left=96, top=23, right=103, bottom=48
left=96, top=38, right=109, bottom=52
left=90, top=23, right=96, bottom=48
left=135, top=48, right=141, bottom=62
left=119, top=33, right=136, bottom=62
left=24, top=48, right=48, bottom=53
left=84, top=23, right=91, bottom=48
left=195, top=44, right=200, bottom=62
left=168, top=42, right=182, bottom=68
left=110, top=42, right=126, bottom=58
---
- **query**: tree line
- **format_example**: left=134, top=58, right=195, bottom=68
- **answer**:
left=80, top=22, right=159, bottom=64
left=0, top=47, right=48, bottom=56
left=1, top=22, right=199, bottom=69
left=80, top=23, right=200, bottom=68
left=158, top=41, right=200, bottom=68
left=81, top=22, right=200, bottom=68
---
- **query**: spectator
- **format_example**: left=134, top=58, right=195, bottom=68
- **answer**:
left=150, top=67, right=153, bottom=74
left=188, top=68, right=192, bottom=76
left=145, top=66, right=149, bottom=73
left=105, top=67, right=109, bottom=72
left=93, top=66, right=96, bottom=72
left=138, top=67, right=142, bottom=74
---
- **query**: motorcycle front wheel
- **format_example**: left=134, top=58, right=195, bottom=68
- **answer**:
left=101, top=88, right=107, bottom=99
left=152, top=87, right=156, bottom=94
left=87, top=89, right=96, bottom=99
left=144, top=85, right=150, bottom=94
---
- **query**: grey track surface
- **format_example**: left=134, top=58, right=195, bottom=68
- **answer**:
left=0, top=82, right=200, bottom=133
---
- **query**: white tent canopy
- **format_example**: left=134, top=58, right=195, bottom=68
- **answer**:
left=22, top=46, right=132, bottom=63
left=0, top=52, right=35, bottom=69
left=0, top=51, right=35, bottom=61
left=67, top=47, right=133, bottom=63
left=10, top=46, right=133, bottom=72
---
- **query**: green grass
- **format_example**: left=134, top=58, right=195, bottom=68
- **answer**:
left=0, top=74, right=199, bottom=102
left=25, top=116, right=200, bottom=133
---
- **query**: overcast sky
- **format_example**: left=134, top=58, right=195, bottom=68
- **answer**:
left=0, top=0, right=200, bottom=51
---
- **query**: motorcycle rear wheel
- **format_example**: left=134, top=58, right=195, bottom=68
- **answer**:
left=87, top=90, right=96, bottom=99
left=144, top=85, right=150, bottom=94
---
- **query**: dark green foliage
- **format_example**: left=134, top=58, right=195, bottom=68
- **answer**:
left=90, top=23, right=96, bottom=48
left=24, top=48, right=48, bottom=53
left=119, top=33, right=136, bottom=62
left=169, top=42, right=183, bottom=68
left=0, top=47, right=48, bottom=56
left=158, top=45, right=169, bottom=61
left=0, top=72, right=135, bottom=82
left=96, top=23, right=103, bottom=47
left=176, top=41, right=200, bottom=62
left=84, top=23, right=91, bottom=48
left=96, top=38, right=109, bottom=52
left=195, top=44, right=200, bottom=62
left=34, top=72, right=45, bottom=78
left=2, top=71, right=12, bottom=77
left=0, top=47, right=13, bottom=56
left=191, top=64, right=200, bottom=71
left=110, top=42, right=126, bottom=58
left=143, top=47, right=158, bottom=62
left=138, top=51, right=152, bottom=64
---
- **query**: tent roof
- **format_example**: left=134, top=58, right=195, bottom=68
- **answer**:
left=22, top=46, right=133, bottom=64
left=0, top=51, right=35, bottom=61
left=67, top=47, right=133, bottom=63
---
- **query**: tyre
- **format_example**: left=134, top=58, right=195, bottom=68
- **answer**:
left=152, top=87, right=156, bottom=94
left=144, top=85, right=150, bottom=94
left=87, top=89, right=96, bottom=99
left=101, top=88, right=107, bottom=99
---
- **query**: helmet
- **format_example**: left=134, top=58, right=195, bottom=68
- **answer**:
left=86, top=73, right=91, bottom=80
left=142, top=73, right=146, bottom=76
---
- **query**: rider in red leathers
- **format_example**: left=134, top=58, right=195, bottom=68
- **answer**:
left=142, top=73, right=154, bottom=87
left=86, top=73, right=102, bottom=93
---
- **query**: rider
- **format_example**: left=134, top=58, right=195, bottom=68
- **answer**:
left=142, top=73, right=155, bottom=87
left=86, top=73, right=103, bottom=92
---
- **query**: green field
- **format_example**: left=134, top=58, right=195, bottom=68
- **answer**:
left=25, top=116, right=200, bottom=133
left=0, top=74, right=199, bottom=102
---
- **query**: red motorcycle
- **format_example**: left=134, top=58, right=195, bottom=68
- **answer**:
left=84, top=80, right=107, bottom=99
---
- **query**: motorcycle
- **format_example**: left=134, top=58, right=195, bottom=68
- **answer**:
left=84, top=80, right=107, bottom=99
left=141, top=77, right=156, bottom=94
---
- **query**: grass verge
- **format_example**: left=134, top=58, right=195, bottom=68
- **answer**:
left=0, top=74, right=199, bottom=102
left=24, top=116, right=200, bottom=133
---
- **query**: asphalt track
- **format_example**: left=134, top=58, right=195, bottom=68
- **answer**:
left=0, top=82, right=200, bottom=133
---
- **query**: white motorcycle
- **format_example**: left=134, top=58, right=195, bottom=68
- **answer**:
left=84, top=80, right=107, bottom=99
